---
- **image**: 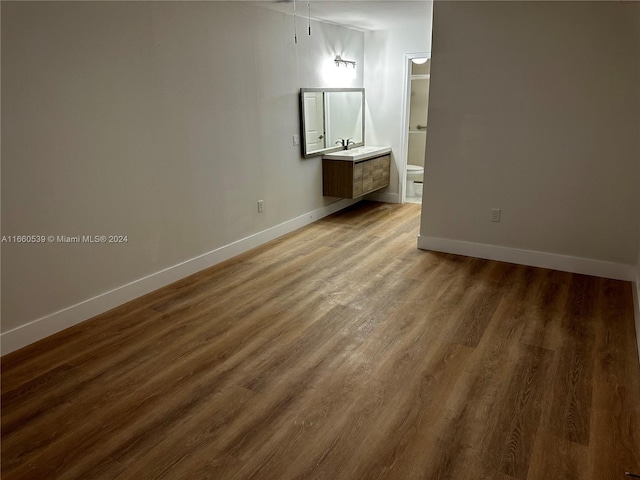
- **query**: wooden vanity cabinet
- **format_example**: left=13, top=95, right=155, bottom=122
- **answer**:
left=322, top=154, right=390, bottom=199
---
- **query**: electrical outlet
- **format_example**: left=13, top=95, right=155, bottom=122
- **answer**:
left=293, top=134, right=300, bottom=146
left=491, top=208, right=501, bottom=222
left=258, top=200, right=264, bottom=213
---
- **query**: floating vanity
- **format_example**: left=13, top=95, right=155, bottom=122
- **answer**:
left=298, top=88, right=390, bottom=199
left=322, top=146, right=391, bottom=199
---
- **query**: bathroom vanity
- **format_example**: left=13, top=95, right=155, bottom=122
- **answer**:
left=322, top=146, right=391, bottom=198
left=299, top=88, right=390, bottom=199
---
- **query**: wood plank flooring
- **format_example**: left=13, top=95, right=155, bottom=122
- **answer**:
left=2, top=201, right=640, bottom=479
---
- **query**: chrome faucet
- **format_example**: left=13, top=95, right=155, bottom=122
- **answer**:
left=336, top=138, right=356, bottom=150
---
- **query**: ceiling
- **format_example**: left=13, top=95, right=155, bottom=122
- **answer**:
left=245, top=1, right=432, bottom=31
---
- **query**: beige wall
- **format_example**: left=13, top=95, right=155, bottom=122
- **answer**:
left=421, top=1, right=639, bottom=265
left=1, top=2, right=364, bottom=333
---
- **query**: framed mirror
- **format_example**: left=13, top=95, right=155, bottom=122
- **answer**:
left=300, top=88, right=365, bottom=158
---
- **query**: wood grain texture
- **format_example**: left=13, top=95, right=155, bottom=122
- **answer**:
left=2, top=201, right=639, bottom=480
left=322, top=155, right=390, bottom=199
left=322, top=158, right=355, bottom=198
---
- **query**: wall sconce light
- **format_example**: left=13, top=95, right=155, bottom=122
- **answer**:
left=325, top=55, right=356, bottom=84
left=334, top=55, right=357, bottom=69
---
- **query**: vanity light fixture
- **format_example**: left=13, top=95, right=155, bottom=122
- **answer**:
left=334, top=55, right=357, bottom=69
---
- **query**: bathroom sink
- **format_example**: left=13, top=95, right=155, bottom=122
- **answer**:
left=323, top=146, right=391, bottom=162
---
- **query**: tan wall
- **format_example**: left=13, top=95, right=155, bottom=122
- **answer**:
left=421, top=1, right=640, bottom=264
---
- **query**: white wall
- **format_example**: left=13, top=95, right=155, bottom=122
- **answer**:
left=364, top=4, right=433, bottom=202
left=1, top=2, right=364, bottom=343
left=420, top=1, right=640, bottom=273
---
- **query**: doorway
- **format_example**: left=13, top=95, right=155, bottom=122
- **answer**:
left=303, top=91, right=326, bottom=153
left=400, top=53, right=431, bottom=204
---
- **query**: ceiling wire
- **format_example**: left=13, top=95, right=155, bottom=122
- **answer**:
left=308, top=1, right=311, bottom=35
left=293, top=0, right=298, bottom=44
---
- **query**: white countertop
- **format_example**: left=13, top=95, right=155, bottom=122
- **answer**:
left=323, top=146, right=391, bottom=162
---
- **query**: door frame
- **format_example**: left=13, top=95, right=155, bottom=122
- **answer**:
left=399, top=51, right=431, bottom=203
left=303, top=91, right=326, bottom=153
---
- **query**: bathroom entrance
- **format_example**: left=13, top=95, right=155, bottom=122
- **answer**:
left=401, top=54, right=430, bottom=204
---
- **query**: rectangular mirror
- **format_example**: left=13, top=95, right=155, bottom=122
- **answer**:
left=300, top=88, right=365, bottom=158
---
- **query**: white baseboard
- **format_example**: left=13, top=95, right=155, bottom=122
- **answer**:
left=419, top=235, right=640, bottom=369
left=417, top=235, right=636, bottom=281
left=1, top=198, right=361, bottom=355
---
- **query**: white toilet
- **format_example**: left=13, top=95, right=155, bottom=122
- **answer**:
left=406, top=164, right=424, bottom=197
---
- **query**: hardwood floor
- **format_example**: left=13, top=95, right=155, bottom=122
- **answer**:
left=2, top=200, right=640, bottom=479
